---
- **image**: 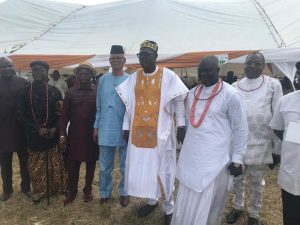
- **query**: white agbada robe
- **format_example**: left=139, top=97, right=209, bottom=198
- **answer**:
left=232, top=75, right=283, bottom=164
left=270, top=90, right=300, bottom=196
left=48, top=77, right=68, bottom=98
left=172, top=82, right=248, bottom=225
left=116, top=67, right=188, bottom=200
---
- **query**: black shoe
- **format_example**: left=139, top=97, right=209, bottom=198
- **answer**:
left=22, top=190, right=32, bottom=199
left=226, top=209, right=242, bottom=224
left=248, top=216, right=259, bottom=225
left=137, top=203, right=158, bottom=218
left=99, top=197, right=109, bottom=204
left=120, top=196, right=129, bottom=207
left=0, top=192, right=12, bottom=202
left=32, top=199, right=41, bottom=205
left=83, top=192, right=93, bottom=203
left=164, top=213, right=172, bottom=225
left=64, top=194, right=76, bottom=206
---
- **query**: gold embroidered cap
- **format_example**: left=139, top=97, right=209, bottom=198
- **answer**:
left=140, top=40, right=158, bottom=52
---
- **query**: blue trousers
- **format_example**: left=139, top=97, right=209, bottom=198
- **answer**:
left=99, top=145, right=127, bottom=198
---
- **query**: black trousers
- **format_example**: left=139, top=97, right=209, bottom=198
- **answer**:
left=67, top=160, right=96, bottom=196
left=0, top=151, right=30, bottom=193
left=282, top=189, right=300, bottom=225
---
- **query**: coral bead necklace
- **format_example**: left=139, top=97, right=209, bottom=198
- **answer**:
left=190, top=79, right=223, bottom=128
left=237, top=75, right=264, bottom=92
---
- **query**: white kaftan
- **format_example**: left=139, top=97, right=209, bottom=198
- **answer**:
left=48, top=77, right=68, bottom=98
left=116, top=67, right=188, bottom=201
left=270, top=90, right=300, bottom=196
left=172, top=82, right=248, bottom=225
left=232, top=75, right=283, bottom=164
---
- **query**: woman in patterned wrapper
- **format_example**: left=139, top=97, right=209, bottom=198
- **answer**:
left=17, top=60, right=67, bottom=204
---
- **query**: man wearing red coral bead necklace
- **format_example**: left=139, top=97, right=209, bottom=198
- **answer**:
left=227, top=52, right=283, bottom=225
left=172, top=55, right=248, bottom=225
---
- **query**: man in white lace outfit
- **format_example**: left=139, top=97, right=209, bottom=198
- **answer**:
left=226, top=52, right=283, bottom=225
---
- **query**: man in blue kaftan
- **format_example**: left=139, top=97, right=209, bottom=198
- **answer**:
left=93, top=45, right=129, bottom=207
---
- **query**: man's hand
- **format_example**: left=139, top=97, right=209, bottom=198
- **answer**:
left=123, top=130, right=130, bottom=143
left=268, top=153, right=281, bottom=170
left=58, top=136, right=66, bottom=151
left=177, top=127, right=186, bottom=144
left=45, top=127, right=57, bottom=139
left=93, top=128, right=98, bottom=144
left=228, top=162, right=243, bottom=177
left=38, top=127, right=48, bottom=138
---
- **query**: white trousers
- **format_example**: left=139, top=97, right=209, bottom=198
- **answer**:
left=171, top=168, right=230, bottom=225
left=147, top=146, right=175, bottom=215
left=232, top=164, right=268, bottom=219
left=148, top=196, right=174, bottom=215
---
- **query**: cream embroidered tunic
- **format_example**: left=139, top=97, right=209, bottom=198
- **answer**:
left=232, top=75, right=283, bottom=164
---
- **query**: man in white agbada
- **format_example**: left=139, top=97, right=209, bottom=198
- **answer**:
left=116, top=40, right=188, bottom=225
left=226, top=52, right=283, bottom=225
left=171, top=56, right=248, bottom=225
left=48, top=70, right=68, bottom=98
left=269, top=62, right=300, bottom=225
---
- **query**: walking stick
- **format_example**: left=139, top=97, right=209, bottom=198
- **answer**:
left=45, top=151, right=50, bottom=206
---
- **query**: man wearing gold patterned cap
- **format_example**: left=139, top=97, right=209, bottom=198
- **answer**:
left=116, top=40, right=188, bottom=225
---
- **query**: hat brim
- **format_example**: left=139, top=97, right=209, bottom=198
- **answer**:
left=74, top=65, right=96, bottom=76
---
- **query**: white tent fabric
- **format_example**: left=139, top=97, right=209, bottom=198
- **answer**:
left=273, top=62, right=297, bottom=85
left=1, top=0, right=300, bottom=55
left=254, top=0, right=300, bottom=47
left=0, top=0, right=82, bottom=54
left=68, top=53, right=184, bottom=68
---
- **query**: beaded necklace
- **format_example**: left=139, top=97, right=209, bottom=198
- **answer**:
left=190, top=79, right=222, bottom=128
left=237, top=75, right=264, bottom=92
left=30, top=82, right=49, bottom=127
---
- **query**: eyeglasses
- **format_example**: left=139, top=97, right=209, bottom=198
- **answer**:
left=31, top=68, right=47, bottom=72
left=109, top=56, right=124, bottom=61
left=0, top=65, right=13, bottom=70
left=136, top=52, right=154, bottom=59
left=198, top=68, right=216, bottom=74
left=245, top=62, right=263, bottom=66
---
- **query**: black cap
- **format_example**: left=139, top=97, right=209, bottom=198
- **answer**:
left=110, top=45, right=124, bottom=54
left=29, top=60, right=49, bottom=70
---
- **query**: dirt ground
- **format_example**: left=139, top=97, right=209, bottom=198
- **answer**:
left=0, top=153, right=282, bottom=225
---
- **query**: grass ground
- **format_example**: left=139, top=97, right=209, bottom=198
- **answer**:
left=0, top=152, right=282, bottom=225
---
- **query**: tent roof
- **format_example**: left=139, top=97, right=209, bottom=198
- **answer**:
left=1, top=0, right=300, bottom=55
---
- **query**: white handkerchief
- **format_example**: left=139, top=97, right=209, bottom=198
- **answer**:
left=285, top=121, right=300, bottom=144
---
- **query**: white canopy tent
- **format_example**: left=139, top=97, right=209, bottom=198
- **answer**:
left=0, top=0, right=300, bottom=80
left=1, top=0, right=299, bottom=54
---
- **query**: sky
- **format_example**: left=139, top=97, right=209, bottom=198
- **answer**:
left=0, top=0, right=122, bottom=5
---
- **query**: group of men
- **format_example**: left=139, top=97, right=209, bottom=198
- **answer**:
left=0, top=40, right=299, bottom=225
left=0, top=45, right=130, bottom=207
